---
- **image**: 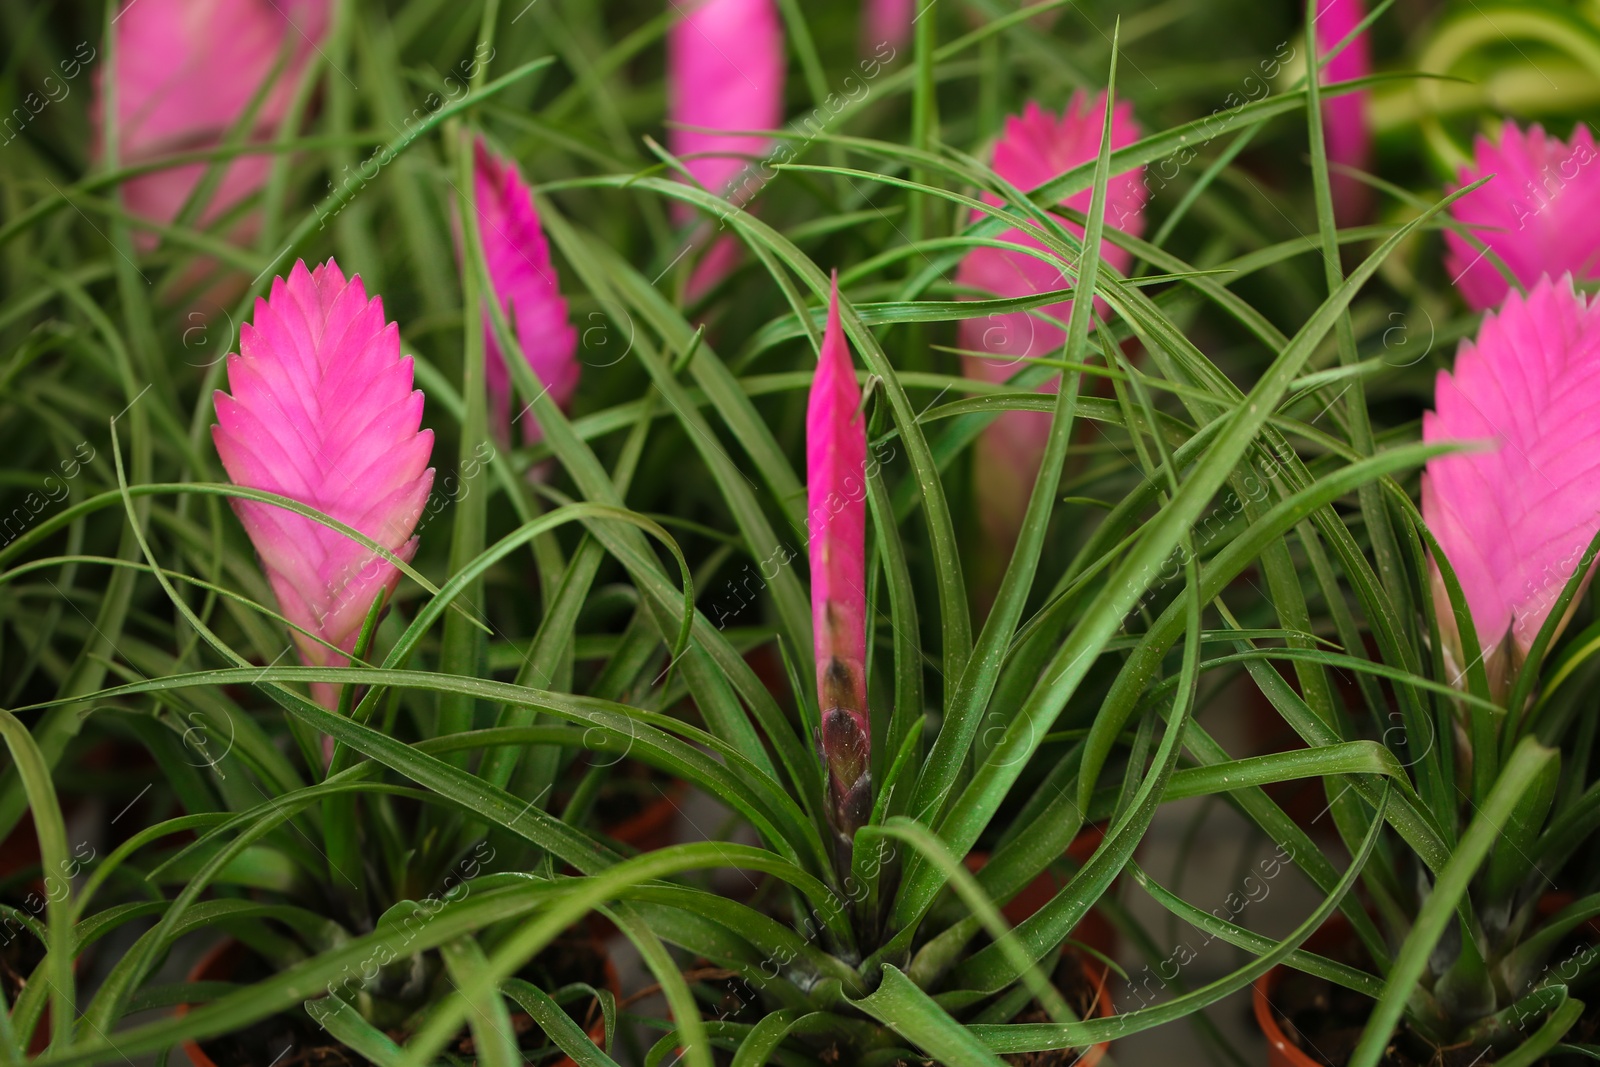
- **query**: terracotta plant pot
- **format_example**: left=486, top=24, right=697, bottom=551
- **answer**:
left=179, top=939, right=241, bottom=1067
left=180, top=938, right=621, bottom=1067
left=1254, top=958, right=1327, bottom=1067
left=1254, top=905, right=1379, bottom=1067
left=1080, top=954, right=1118, bottom=1067
left=605, top=778, right=686, bottom=854
left=1254, top=898, right=1600, bottom=1067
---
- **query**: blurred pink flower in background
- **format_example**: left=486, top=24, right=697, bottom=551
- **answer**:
left=863, top=0, right=914, bottom=52
left=955, top=93, right=1146, bottom=557
left=1422, top=276, right=1600, bottom=697
left=469, top=139, right=579, bottom=448
left=807, top=275, right=871, bottom=843
left=213, top=260, right=434, bottom=714
left=667, top=0, right=786, bottom=299
left=1313, top=0, right=1372, bottom=224
left=94, top=0, right=329, bottom=244
left=1444, top=122, right=1600, bottom=311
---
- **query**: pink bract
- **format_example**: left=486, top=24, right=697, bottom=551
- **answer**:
left=1314, top=0, right=1373, bottom=223
left=95, top=0, right=329, bottom=240
left=213, top=260, right=434, bottom=712
left=863, top=0, right=914, bottom=52
left=955, top=93, right=1146, bottom=551
left=667, top=0, right=786, bottom=293
left=807, top=275, right=871, bottom=839
left=470, top=139, right=580, bottom=447
left=1423, top=276, right=1600, bottom=695
left=1444, top=122, right=1600, bottom=311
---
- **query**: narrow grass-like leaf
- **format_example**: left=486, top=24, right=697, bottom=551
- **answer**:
left=1127, top=861, right=1385, bottom=998
left=969, top=787, right=1387, bottom=1053
left=850, top=967, right=1007, bottom=1067
left=303, top=1000, right=406, bottom=1067
left=1348, top=739, right=1557, bottom=1067
left=501, top=979, right=621, bottom=1067
left=440, top=936, right=520, bottom=1067
left=0, top=711, right=74, bottom=1050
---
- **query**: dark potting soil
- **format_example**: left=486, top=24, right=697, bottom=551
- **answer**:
left=998, top=951, right=1111, bottom=1067
left=194, top=935, right=611, bottom=1067
left=1271, top=963, right=1400, bottom=1067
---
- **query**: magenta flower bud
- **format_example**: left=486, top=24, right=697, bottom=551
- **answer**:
left=1313, top=0, right=1373, bottom=224
left=955, top=94, right=1147, bottom=555
left=862, top=0, right=914, bottom=52
left=1423, top=276, right=1600, bottom=699
left=807, top=275, right=871, bottom=841
left=1445, top=122, right=1600, bottom=312
left=213, top=260, right=435, bottom=712
left=667, top=0, right=786, bottom=299
left=93, top=0, right=330, bottom=243
left=469, top=138, right=580, bottom=448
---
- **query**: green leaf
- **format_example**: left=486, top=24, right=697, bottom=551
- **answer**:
left=1495, top=996, right=1585, bottom=1067
left=436, top=122, right=495, bottom=752
left=0, top=712, right=74, bottom=1051
left=1126, top=862, right=1384, bottom=999
left=501, top=979, right=621, bottom=1067
left=1347, top=739, right=1558, bottom=1067
left=303, top=1000, right=406, bottom=1067
left=849, top=967, right=1007, bottom=1067
left=1086, top=742, right=1406, bottom=819
left=969, top=786, right=1388, bottom=1054
left=440, top=936, right=521, bottom=1067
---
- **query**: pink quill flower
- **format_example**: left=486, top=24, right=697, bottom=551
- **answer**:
left=862, top=0, right=914, bottom=52
left=213, top=260, right=434, bottom=713
left=95, top=0, right=329, bottom=243
left=1423, top=276, right=1600, bottom=698
left=1444, top=122, right=1600, bottom=312
left=1313, top=0, right=1373, bottom=223
left=667, top=0, right=786, bottom=298
left=807, top=275, right=871, bottom=843
left=955, top=94, right=1146, bottom=553
left=469, top=139, right=580, bottom=448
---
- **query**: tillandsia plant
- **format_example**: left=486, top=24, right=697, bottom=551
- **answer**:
left=1229, top=273, right=1600, bottom=1067
left=1162, top=11, right=1600, bottom=1067
left=10, top=0, right=1600, bottom=1066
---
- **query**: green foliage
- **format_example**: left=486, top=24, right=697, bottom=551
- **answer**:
left=5, top=0, right=1600, bottom=1064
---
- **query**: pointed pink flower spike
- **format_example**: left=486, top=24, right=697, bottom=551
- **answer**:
left=667, top=0, right=786, bottom=297
left=96, top=0, right=330, bottom=242
left=1314, top=0, right=1373, bottom=224
left=862, top=0, right=914, bottom=52
left=470, top=139, right=580, bottom=448
left=955, top=93, right=1146, bottom=553
left=213, top=260, right=435, bottom=715
left=1423, top=276, right=1600, bottom=701
left=807, top=274, right=871, bottom=845
left=1444, top=122, right=1600, bottom=312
